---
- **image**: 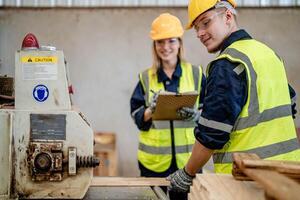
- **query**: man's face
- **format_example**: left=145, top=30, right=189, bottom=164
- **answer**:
left=193, top=9, right=229, bottom=53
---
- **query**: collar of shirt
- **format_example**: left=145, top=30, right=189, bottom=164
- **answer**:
left=157, top=60, right=182, bottom=83
left=220, top=29, right=252, bottom=53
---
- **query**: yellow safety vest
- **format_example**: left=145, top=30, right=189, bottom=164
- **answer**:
left=138, top=61, right=202, bottom=172
left=206, top=39, right=300, bottom=173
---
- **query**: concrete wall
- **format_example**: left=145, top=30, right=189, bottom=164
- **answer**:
left=0, top=7, right=299, bottom=176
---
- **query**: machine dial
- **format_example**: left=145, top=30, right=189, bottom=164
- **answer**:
left=34, top=152, right=52, bottom=173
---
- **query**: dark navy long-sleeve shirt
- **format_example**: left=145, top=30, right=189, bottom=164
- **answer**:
left=195, top=29, right=297, bottom=150
left=130, top=61, right=206, bottom=131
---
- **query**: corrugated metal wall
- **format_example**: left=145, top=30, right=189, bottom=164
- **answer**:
left=0, top=0, right=299, bottom=7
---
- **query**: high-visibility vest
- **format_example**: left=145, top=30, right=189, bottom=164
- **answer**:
left=137, top=61, right=202, bottom=172
left=206, top=39, right=300, bottom=174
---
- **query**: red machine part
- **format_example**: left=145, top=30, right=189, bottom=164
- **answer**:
left=22, top=33, right=40, bottom=49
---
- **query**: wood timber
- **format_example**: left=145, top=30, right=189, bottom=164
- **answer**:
left=233, top=153, right=300, bottom=200
left=84, top=186, right=160, bottom=200
left=188, top=188, right=197, bottom=200
left=91, top=177, right=170, bottom=187
left=188, top=174, right=265, bottom=200
left=232, top=153, right=300, bottom=182
left=242, top=168, right=300, bottom=200
left=242, top=159, right=300, bottom=174
left=189, top=185, right=201, bottom=200
left=232, top=153, right=261, bottom=180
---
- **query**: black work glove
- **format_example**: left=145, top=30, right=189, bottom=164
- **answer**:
left=148, top=90, right=161, bottom=113
left=166, top=168, right=195, bottom=193
left=177, top=107, right=201, bottom=122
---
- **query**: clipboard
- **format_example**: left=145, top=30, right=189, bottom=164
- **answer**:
left=152, top=91, right=198, bottom=120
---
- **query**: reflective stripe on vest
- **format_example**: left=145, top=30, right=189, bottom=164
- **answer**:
left=198, top=116, right=233, bottom=133
left=152, top=120, right=196, bottom=129
left=141, top=70, right=150, bottom=107
left=213, top=138, right=299, bottom=163
left=139, top=143, right=194, bottom=155
left=131, top=105, right=145, bottom=119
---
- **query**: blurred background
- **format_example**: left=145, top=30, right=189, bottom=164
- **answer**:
left=0, top=0, right=299, bottom=176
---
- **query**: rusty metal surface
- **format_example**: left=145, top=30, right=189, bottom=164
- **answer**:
left=27, top=142, right=63, bottom=182
left=83, top=186, right=160, bottom=200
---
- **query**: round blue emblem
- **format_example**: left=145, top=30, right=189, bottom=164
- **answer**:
left=33, top=84, right=49, bottom=102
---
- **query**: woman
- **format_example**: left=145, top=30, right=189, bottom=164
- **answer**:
left=130, top=13, right=206, bottom=199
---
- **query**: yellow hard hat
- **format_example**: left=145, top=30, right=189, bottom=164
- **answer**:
left=186, top=0, right=237, bottom=30
left=150, top=13, right=184, bottom=40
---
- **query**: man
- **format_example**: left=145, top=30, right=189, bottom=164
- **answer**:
left=167, top=0, right=300, bottom=194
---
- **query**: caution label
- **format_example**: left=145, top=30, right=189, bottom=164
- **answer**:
left=22, top=56, right=58, bottom=80
left=21, top=56, right=58, bottom=63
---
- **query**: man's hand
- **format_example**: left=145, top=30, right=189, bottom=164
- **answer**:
left=177, top=107, right=201, bottom=122
left=166, top=168, right=195, bottom=193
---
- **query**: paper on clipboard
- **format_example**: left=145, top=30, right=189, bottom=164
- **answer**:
left=152, top=91, right=198, bottom=120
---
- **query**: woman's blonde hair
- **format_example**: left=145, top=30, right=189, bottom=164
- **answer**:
left=151, top=38, right=185, bottom=76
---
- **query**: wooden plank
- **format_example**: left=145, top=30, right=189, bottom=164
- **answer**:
left=0, top=94, right=14, bottom=100
left=151, top=186, right=169, bottom=200
left=232, top=165, right=300, bottom=182
left=190, top=174, right=264, bottom=200
left=91, top=177, right=170, bottom=187
left=189, top=185, right=201, bottom=200
left=232, top=162, right=252, bottom=181
left=191, top=181, right=203, bottom=198
left=242, top=168, right=300, bottom=200
left=242, top=159, right=300, bottom=174
left=232, top=153, right=261, bottom=180
left=232, top=153, right=300, bottom=182
left=232, top=152, right=300, bottom=174
left=232, top=153, right=300, bottom=199
left=188, top=192, right=196, bottom=200
left=192, top=178, right=209, bottom=200
left=232, top=153, right=261, bottom=168
left=83, top=186, right=159, bottom=200
left=94, top=132, right=118, bottom=176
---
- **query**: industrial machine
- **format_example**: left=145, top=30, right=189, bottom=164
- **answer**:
left=0, top=34, right=99, bottom=199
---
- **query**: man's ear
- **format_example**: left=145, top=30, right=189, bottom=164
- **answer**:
left=225, top=9, right=234, bottom=26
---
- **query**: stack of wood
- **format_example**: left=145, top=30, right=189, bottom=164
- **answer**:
left=232, top=153, right=300, bottom=200
left=188, top=173, right=265, bottom=200
left=0, top=75, right=14, bottom=108
left=188, top=153, right=300, bottom=200
left=93, top=132, right=118, bottom=176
